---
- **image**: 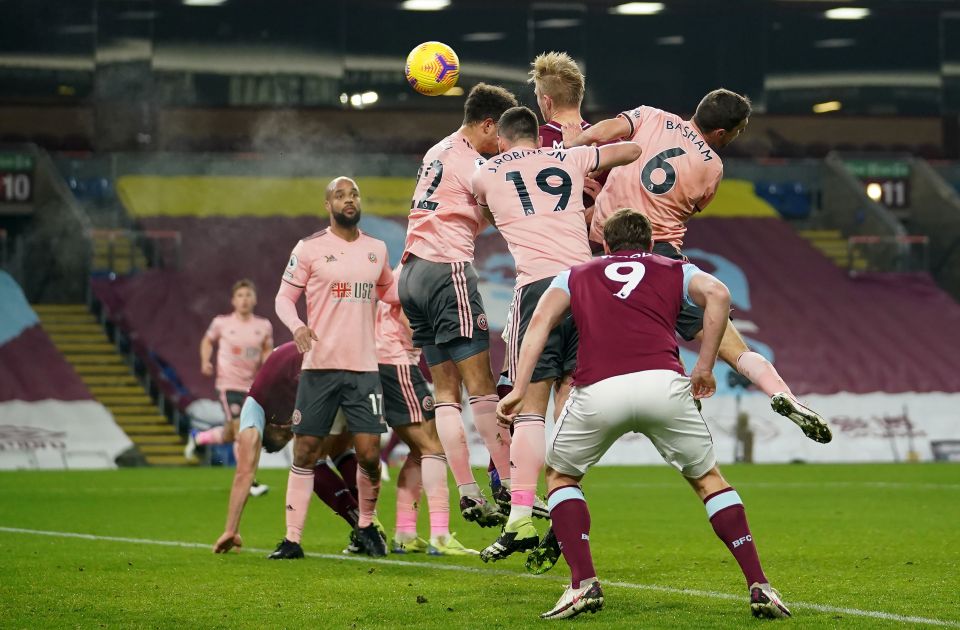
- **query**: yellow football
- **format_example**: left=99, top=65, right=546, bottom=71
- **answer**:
left=405, top=41, right=460, bottom=96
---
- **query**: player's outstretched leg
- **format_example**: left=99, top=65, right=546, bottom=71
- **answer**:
left=706, top=322, right=832, bottom=444
left=692, top=467, right=791, bottom=618
left=539, top=483, right=604, bottom=619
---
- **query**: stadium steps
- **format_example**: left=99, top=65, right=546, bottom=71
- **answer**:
left=34, top=304, right=193, bottom=467
left=798, top=229, right=869, bottom=271
left=90, top=233, right=149, bottom=275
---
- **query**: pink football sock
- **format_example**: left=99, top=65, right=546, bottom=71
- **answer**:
left=469, top=395, right=512, bottom=482
left=284, top=465, right=314, bottom=543
left=510, top=416, right=545, bottom=493
left=736, top=351, right=793, bottom=398
left=395, top=455, right=422, bottom=536
left=422, top=453, right=451, bottom=538
left=357, top=464, right=381, bottom=528
left=195, top=426, right=224, bottom=446
left=434, top=403, right=476, bottom=487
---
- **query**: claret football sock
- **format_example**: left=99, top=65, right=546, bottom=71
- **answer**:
left=548, top=485, right=596, bottom=588
left=357, top=465, right=382, bottom=529
left=434, top=403, right=476, bottom=487
left=395, top=454, right=422, bottom=537
left=313, top=463, right=359, bottom=527
left=284, top=465, right=314, bottom=544
left=736, top=352, right=793, bottom=399
left=703, top=487, right=768, bottom=587
left=422, top=453, right=451, bottom=538
left=332, top=450, right=359, bottom=499
left=469, top=395, right=512, bottom=482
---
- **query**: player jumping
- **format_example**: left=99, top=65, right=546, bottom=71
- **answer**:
left=470, top=106, right=641, bottom=562
left=564, top=89, right=832, bottom=444
left=271, top=176, right=397, bottom=559
left=399, top=83, right=518, bottom=528
left=500, top=209, right=791, bottom=620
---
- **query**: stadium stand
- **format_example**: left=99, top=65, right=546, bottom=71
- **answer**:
left=95, top=173, right=960, bottom=409
left=0, top=271, right=133, bottom=469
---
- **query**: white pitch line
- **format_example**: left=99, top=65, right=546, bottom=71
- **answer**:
left=1, top=526, right=957, bottom=628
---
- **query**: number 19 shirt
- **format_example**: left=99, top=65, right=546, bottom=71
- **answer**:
left=471, top=146, right=597, bottom=289
left=590, top=105, right=724, bottom=249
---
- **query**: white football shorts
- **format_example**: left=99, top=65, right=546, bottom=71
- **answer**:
left=546, top=369, right=716, bottom=479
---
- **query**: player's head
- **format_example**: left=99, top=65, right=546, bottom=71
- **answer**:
left=262, top=423, right=293, bottom=453
left=496, top=106, right=540, bottom=151
left=528, top=51, right=585, bottom=122
left=462, top=82, right=519, bottom=154
left=602, top=208, right=653, bottom=254
left=693, top=88, right=752, bottom=149
left=231, top=279, right=256, bottom=315
left=325, top=176, right=361, bottom=228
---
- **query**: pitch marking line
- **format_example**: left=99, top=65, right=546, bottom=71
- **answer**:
left=1, top=526, right=957, bottom=628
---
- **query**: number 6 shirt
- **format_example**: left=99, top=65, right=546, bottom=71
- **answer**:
left=471, top=145, right=598, bottom=289
left=590, top=105, right=724, bottom=249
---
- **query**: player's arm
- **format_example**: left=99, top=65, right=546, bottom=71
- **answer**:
left=276, top=241, right=317, bottom=353
left=200, top=336, right=214, bottom=377
left=470, top=169, right=498, bottom=229
left=213, top=399, right=264, bottom=553
left=595, top=141, right=642, bottom=171
left=260, top=324, right=274, bottom=364
left=497, top=273, right=571, bottom=424
left=376, top=255, right=400, bottom=305
left=564, top=116, right=633, bottom=148
left=685, top=267, right=731, bottom=399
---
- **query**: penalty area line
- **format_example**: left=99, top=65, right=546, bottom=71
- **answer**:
left=1, top=525, right=957, bottom=628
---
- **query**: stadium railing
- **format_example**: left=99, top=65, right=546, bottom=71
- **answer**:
left=87, top=228, right=182, bottom=276
left=847, top=235, right=931, bottom=274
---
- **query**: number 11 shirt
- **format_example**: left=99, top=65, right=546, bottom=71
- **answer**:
left=591, top=105, right=724, bottom=249
left=471, top=146, right=597, bottom=289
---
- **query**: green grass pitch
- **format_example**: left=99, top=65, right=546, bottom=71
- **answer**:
left=2, top=463, right=958, bottom=628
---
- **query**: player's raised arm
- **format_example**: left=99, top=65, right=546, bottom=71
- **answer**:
left=564, top=116, right=632, bottom=148
left=685, top=267, right=731, bottom=399
left=595, top=141, right=642, bottom=171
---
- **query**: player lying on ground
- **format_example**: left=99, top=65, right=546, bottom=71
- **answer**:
left=399, top=83, right=519, bottom=529
left=470, top=105, right=642, bottom=562
left=212, top=342, right=363, bottom=556
left=499, top=209, right=791, bottom=621
left=272, top=176, right=398, bottom=559
left=375, top=272, right=476, bottom=556
left=564, top=88, right=831, bottom=444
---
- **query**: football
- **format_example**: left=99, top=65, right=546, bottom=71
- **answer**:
left=405, top=41, right=460, bottom=96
